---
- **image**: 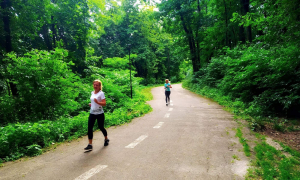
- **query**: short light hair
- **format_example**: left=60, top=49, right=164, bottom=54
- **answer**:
left=93, top=79, right=103, bottom=90
left=165, top=79, right=169, bottom=82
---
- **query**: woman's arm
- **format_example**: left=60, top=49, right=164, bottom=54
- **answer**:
left=94, top=98, right=106, bottom=106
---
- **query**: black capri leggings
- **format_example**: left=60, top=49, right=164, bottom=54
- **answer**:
left=165, top=91, right=171, bottom=103
left=88, top=113, right=107, bottom=139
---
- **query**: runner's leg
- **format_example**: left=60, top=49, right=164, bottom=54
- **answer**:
left=96, top=113, right=107, bottom=137
left=166, top=91, right=170, bottom=103
left=165, top=91, right=168, bottom=103
left=96, top=113, right=109, bottom=146
left=85, top=114, right=96, bottom=149
left=88, top=114, right=96, bottom=140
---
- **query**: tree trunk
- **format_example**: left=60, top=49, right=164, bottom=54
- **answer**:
left=1, top=0, right=12, bottom=53
left=51, top=16, right=57, bottom=47
left=239, top=0, right=246, bottom=43
left=180, top=13, right=200, bottom=73
left=51, top=0, right=56, bottom=47
left=196, top=0, right=201, bottom=66
left=5, top=80, right=10, bottom=96
left=223, top=0, right=229, bottom=47
left=232, top=26, right=237, bottom=47
left=243, top=0, right=252, bottom=42
left=167, top=47, right=170, bottom=77
left=1, top=0, right=18, bottom=96
left=42, top=24, right=53, bottom=50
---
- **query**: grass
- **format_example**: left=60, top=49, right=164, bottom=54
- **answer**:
left=235, top=128, right=251, bottom=157
left=246, top=142, right=300, bottom=179
left=233, top=154, right=240, bottom=160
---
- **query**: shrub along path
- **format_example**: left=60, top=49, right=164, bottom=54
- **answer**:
left=0, top=84, right=252, bottom=180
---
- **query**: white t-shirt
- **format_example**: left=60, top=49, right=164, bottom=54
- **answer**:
left=90, top=91, right=105, bottom=114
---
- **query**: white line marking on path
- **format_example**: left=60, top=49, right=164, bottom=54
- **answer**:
left=171, top=100, right=173, bottom=102
left=125, top=135, right=148, bottom=148
left=171, top=104, right=174, bottom=106
left=168, top=108, right=173, bottom=111
left=153, top=122, right=164, bottom=128
left=74, top=165, right=107, bottom=180
left=164, top=113, right=170, bottom=118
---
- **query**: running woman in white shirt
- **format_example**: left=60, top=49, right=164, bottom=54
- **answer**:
left=84, top=80, right=109, bottom=150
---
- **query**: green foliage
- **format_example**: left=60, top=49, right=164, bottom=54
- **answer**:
left=184, top=42, right=300, bottom=129
left=0, top=48, right=81, bottom=124
left=0, top=112, right=88, bottom=160
left=26, top=144, right=43, bottom=157
left=219, top=45, right=300, bottom=118
left=104, top=56, right=130, bottom=70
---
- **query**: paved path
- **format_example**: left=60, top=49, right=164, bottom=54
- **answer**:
left=0, top=84, right=249, bottom=180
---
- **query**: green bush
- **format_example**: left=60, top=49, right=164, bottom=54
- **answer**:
left=185, top=44, right=300, bottom=119
left=0, top=48, right=81, bottom=124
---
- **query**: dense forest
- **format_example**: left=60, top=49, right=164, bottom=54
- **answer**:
left=1, top=0, right=300, bottom=173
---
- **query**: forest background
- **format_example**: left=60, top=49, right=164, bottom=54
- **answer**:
left=0, top=0, right=300, bottom=177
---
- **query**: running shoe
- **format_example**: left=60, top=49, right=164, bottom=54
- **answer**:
left=166, top=103, right=168, bottom=106
left=104, top=139, right=110, bottom=146
left=84, top=144, right=93, bottom=150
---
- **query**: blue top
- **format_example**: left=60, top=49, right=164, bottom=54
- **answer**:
left=164, top=83, right=171, bottom=91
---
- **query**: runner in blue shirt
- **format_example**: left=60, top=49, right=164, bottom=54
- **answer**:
left=164, top=79, right=172, bottom=106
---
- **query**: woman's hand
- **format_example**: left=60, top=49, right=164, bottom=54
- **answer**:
left=94, top=98, right=99, bottom=104
left=89, top=103, right=91, bottom=107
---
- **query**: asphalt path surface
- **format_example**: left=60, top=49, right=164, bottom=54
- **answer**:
left=0, top=84, right=249, bottom=180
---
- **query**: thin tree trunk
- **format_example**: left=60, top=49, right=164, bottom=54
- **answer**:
left=42, top=24, right=53, bottom=50
left=197, top=0, right=200, bottom=12
left=239, top=0, right=246, bottom=43
left=167, top=47, right=170, bottom=77
left=5, top=80, right=10, bottom=96
left=51, top=16, right=56, bottom=47
left=232, top=26, right=237, bottom=47
left=196, top=0, right=201, bottom=66
left=51, top=0, right=56, bottom=47
left=244, top=0, right=252, bottom=42
left=1, top=0, right=12, bottom=53
left=223, top=0, right=229, bottom=47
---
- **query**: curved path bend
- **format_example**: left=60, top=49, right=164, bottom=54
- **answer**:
left=0, top=84, right=249, bottom=180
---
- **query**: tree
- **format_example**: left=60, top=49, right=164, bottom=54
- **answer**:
left=158, top=0, right=203, bottom=73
